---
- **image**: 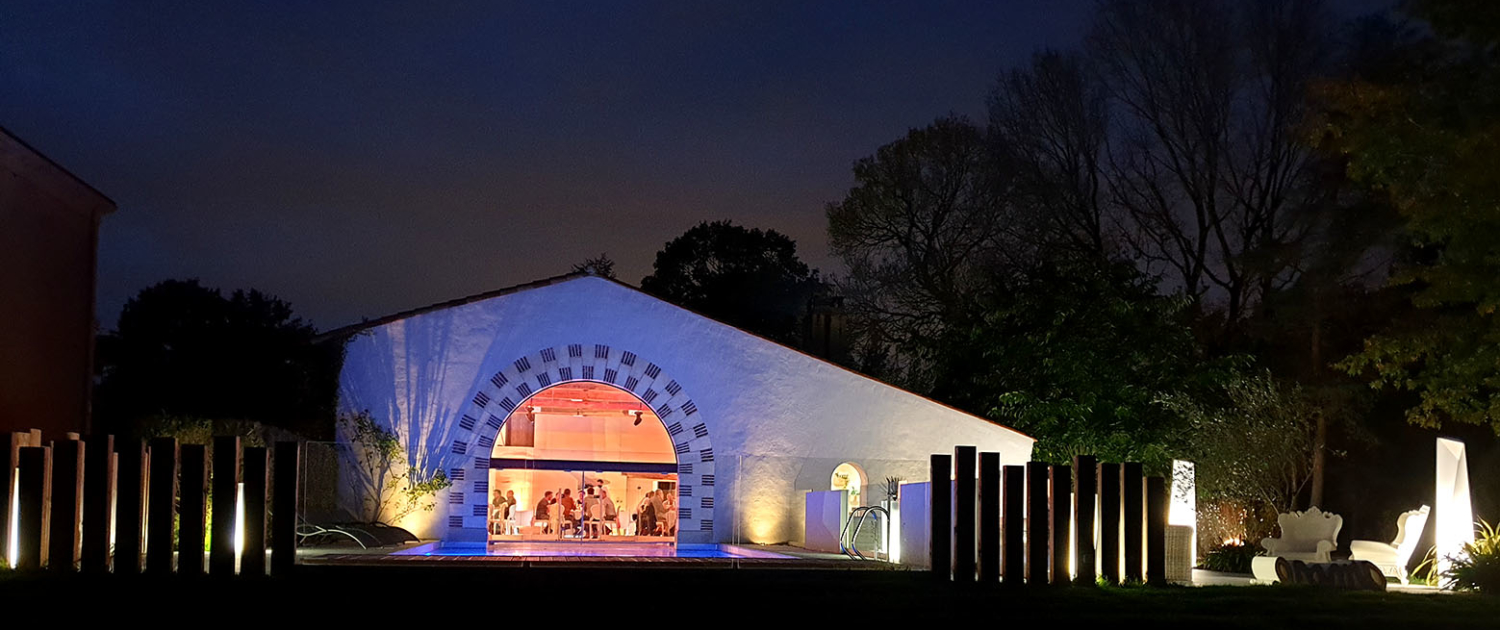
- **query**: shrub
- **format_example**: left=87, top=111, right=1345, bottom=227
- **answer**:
left=1444, top=520, right=1500, bottom=594
left=1201, top=539, right=1262, bottom=573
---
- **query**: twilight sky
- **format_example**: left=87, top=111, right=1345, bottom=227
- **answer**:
left=2, top=1, right=1388, bottom=331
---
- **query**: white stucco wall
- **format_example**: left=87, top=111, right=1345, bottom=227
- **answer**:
left=334, top=276, right=1034, bottom=543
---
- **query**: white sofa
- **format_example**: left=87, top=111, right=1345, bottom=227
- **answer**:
left=1252, top=507, right=1343, bottom=582
left=1350, top=505, right=1430, bottom=584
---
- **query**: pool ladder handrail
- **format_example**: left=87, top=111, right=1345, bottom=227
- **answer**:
left=839, top=505, right=889, bottom=561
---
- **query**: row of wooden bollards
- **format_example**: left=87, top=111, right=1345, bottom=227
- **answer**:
left=930, top=447, right=1170, bottom=585
left=0, top=431, right=301, bottom=575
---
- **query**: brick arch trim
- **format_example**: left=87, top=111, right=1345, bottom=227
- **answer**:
left=442, top=344, right=715, bottom=536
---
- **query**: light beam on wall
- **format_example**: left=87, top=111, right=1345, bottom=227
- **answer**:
left=1435, top=438, right=1474, bottom=585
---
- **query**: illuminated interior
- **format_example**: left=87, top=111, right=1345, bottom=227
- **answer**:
left=487, top=381, right=679, bottom=542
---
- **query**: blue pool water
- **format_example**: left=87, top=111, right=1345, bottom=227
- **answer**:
left=393, top=541, right=792, bottom=559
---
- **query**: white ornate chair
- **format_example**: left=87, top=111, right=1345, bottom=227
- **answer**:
left=1261, top=507, right=1343, bottom=562
left=1252, top=507, right=1343, bottom=582
left=1349, top=505, right=1430, bottom=584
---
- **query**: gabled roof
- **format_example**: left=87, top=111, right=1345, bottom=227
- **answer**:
left=315, top=271, right=593, bottom=341
left=320, top=272, right=1032, bottom=441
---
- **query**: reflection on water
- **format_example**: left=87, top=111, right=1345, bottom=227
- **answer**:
left=394, top=541, right=790, bottom=559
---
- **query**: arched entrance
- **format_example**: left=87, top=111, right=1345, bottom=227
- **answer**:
left=442, top=344, right=715, bottom=543
left=831, top=461, right=866, bottom=508
left=485, top=380, right=679, bottom=540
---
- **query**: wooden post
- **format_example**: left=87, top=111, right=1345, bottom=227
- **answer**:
left=81, top=434, right=115, bottom=573
left=953, top=446, right=976, bottom=583
left=1001, top=466, right=1025, bottom=586
left=929, top=453, right=952, bottom=581
left=179, top=444, right=208, bottom=576
left=1072, top=455, right=1097, bottom=586
left=146, top=437, right=178, bottom=575
left=16, top=445, right=51, bottom=570
left=210, top=437, right=241, bottom=576
left=1147, top=476, right=1168, bottom=586
left=1122, top=462, right=1144, bottom=583
left=1099, top=462, right=1121, bottom=584
left=48, top=438, right=84, bottom=572
left=1025, top=461, right=1050, bottom=585
left=978, top=452, right=1001, bottom=583
left=114, top=439, right=148, bottom=575
left=242, top=446, right=269, bottom=577
left=271, top=441, right=301, bottom=577
left=1050, top=465, right=1072, bottom=586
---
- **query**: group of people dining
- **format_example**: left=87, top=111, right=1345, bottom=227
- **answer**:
left=490, top=480, right=677, bottom=538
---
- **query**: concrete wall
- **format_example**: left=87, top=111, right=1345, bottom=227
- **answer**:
left=0, top=128, right=113, bottom=439
left=334, top=276, right=1034, bottom=542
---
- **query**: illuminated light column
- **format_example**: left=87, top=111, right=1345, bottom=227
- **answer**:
left=1168, top=460, right=1196, bottom=566
left=1435, top=438, right=1474, bottom=584
left=2, top=432, right=24, bottom=569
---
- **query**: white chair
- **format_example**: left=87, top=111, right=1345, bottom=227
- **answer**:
left=1350, top=505, right=1430, bottom=584
left=586, top=503, right=604, bottom=538
left=1252, top=507, right=1343, bottom=582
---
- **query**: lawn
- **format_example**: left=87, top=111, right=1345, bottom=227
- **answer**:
left=1, top=566, right=1494, bottom=627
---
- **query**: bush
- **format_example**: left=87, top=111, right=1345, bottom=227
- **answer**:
left=1201, top=539, right=1262, bottom=574
left=1444, top=520, right=1500, bottom=594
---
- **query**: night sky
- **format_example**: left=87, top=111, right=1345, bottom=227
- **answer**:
left=3, top=1, right=1387, bottom=331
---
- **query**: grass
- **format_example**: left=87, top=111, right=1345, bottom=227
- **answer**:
left=1, top=565, right=1496, bottom=627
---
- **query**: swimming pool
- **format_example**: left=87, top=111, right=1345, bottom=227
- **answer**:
left=392, top=541, right=793, bottom=559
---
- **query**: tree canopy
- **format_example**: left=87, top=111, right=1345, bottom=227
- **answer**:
left=1323, top=0, right=1500, bottom=434
left=640, top=220, right=823, bottom=345
left=94, top=279, right=341, bottom=439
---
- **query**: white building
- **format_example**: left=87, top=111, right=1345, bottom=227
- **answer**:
left=331, top=273, right=1033, bottom=545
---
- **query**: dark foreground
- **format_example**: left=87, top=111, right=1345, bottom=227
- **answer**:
left=1, top=566, right=1494, bottom=628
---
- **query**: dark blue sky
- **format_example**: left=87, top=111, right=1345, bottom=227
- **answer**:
left=2, top=1, right=1387, bottom=330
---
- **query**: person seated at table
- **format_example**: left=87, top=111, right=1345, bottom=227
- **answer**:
left=559, top=488, right=579, bottom=536
left=582, top=487, right=601, bottom=539
left=600, top=489, right=618, bottom=536
left=534, top=491, right=554, bottom=534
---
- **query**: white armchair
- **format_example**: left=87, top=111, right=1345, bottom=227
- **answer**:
left=1260, top=507, right=1343, bottom=563
left=1251, top=507, right=1343, bottom=582
left=1350, top=505, right=1430, bottom=584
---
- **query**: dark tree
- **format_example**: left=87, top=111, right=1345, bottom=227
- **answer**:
left=571, top=253, right=617, bottom=279
left=640, top=221, right=822, bottom=345
left=94, top=279, right=341, bottom=439
left=827, top=115, right=1017, bottom=388
left=935, top=258, right=1226, bottom=471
